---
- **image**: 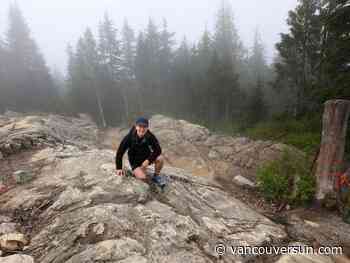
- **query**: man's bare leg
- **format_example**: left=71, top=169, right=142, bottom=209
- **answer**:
left=132, top=155, right=164, bottom=185
left=133, top=167, right=149, bottom=183
left=154, top=155, right=164, bottom=175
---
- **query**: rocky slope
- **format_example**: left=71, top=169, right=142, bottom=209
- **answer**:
left=102, top=115, right=301, bottom=183
left=0, top=112, right=349, bottom=263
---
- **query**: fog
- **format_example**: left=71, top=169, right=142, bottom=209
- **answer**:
left=0, top=0, right=298, bottom=73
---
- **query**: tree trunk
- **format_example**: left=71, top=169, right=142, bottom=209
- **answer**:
left=94, top=87, right=107, bottom=128
left=136, top=83, right=144, bottom=115
left=315, top=99, right=350, bottom=202
left=120, top=84, right=129, bottom=123
left=224, top=100, right=230, bottom=123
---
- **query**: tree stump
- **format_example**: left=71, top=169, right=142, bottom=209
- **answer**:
left=315, top=100, right=350, bottom=203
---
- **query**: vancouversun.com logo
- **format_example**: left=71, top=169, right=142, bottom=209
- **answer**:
left=214, top=243, right=343, bottom=256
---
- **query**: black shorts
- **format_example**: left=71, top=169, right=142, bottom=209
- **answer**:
left=129, top=158, right=156, bottom=171
left=129, top=159, right=145, bottom=171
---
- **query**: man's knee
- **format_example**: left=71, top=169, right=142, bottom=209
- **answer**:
left=133, top=167, right=147, bottom=179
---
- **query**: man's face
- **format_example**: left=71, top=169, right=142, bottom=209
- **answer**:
left=135, top=124, right=148, bottom=137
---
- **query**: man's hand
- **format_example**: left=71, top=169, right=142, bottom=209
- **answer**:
left=141, top=159, right=150, bottom=168
left=116, top=169, right=124, bottom=176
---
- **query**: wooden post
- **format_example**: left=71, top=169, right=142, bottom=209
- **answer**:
left=315, top=99, right=350, bottom=202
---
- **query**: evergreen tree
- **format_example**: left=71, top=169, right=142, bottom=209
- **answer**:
left=135, top=32, right=147, bottom=111
left=98, top=14, right=126, bottom=124
left=6, top=3, right=58, bottom=112
left=51, top=67, right=65, bottom=98
left=73, top=28, right=106, bottom=126
left=68, top=38, right=86, bottom=114
left=207, top=49, right=241, bottom=124
left=275, top=0, right=322, bottom=117
left=66, top=44, right=75, bottom=89
left=159, top=19, right=174, bottom=75
left=211, top=1, right=242, bottom=124
left=247, top=78, right=267, bottom=125
left=159, top=19, right=175, bottom=112
left=246, top=29, right=269, bottom=121
left=319, top=0, right=350, bottom=99
left=141, top=19, right=162, bottom=111
left=173, top=38, right=192, bottom=116
left=0, top=35, right=7, bottom=113
left=207, top=51, right=221, bottom=123
left=249, top=29, right=267, bottom=83
left=213, top=0, right=241, bottom=64
left=194, top=27, right=213, bottom=120
left=121, top=19, right=136, bottom=81
left=197, top=27, right=213, bottom=73
left=99, top=13, right=121, bottom=80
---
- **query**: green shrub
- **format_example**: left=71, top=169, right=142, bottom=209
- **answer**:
left=256, top=149, right=315, bottom=205
left=283, top=133, right=320, bottom=155
left=256, top=159, right=290, bottom=201
left=293, top=170, right=316, bottom=204
left=245, top=118, right=321, bottom=155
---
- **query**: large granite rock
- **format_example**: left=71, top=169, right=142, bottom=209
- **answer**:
left=0, top=113, right=98, bottom=158
left=146, top=115, right=304, bottom=183
left=3, top=113, right=348, bottom=262
left=0, top=146, right=287, bottom=262
left=97, top=115, right=303, bottom=182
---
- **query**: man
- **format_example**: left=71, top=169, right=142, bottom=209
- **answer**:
left=115, top=117, right=166, bottom=187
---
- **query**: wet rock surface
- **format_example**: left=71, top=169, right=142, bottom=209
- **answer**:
left=0, top=112, right=349, bottom=262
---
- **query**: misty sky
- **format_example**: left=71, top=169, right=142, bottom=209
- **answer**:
left=0, top=0, right=298, bottom=74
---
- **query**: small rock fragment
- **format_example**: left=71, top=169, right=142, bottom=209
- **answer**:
left=233, top=175, right=256, bottom=188
left=0, top=233, right=29, bottom=251
left=0, top=254, right=34, bottom=263
left=92, top=223, right=105, bottom=236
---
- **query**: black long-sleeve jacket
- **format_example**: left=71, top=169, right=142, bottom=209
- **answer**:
left=115, top=126, right=162, bottom=170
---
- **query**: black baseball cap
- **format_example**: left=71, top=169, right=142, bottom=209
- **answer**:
left=135, top=117, right=149, bottom=127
